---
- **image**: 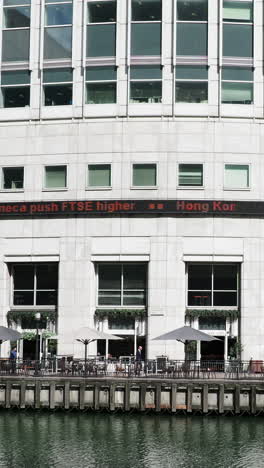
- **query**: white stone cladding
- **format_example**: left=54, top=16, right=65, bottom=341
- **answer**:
left=0, top=117, right=262, bottom=360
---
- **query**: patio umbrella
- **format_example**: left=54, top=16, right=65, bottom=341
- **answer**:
left=0, top=326, right=22, bottom=341
left=73, top=327, right=123, bottom=369
left=153, top=326, right=221, bottom=343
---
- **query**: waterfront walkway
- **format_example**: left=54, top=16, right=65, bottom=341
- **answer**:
left=1, top=358, right=264, bottom=381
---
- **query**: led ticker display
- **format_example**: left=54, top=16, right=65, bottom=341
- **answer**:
left=0, top=199, right=263, bottom=217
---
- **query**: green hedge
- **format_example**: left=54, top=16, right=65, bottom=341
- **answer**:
left=185, top=309, right=240, bottom=321
left=95, top=309, right=147, bottom=320
left=22, top=330, right=56, bottom=341
left=7, top=310, right=57, bottom=325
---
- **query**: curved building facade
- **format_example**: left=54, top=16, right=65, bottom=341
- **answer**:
left=0, top=0, right=262, bottom=361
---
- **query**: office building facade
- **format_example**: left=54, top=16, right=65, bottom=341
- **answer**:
left=0, top=0, right=262, bottom=360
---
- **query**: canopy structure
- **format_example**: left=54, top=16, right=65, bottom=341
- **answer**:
left=0, top=326, right=22, bottom=341
left=153, top=326, right=221, bottom=344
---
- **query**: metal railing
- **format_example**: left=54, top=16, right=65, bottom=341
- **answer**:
left=0, top=358, right=264, bottom=380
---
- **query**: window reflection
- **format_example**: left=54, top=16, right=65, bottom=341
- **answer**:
left=44, top=28, right=72, bottom=59
left=3, top=6, right=30, bottom=28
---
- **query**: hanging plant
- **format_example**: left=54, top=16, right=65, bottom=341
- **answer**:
left=95, top=309, right=147, bottom=320
left=229, top=340, right=244, bottom=359
left=42, top=331, right=57, bottom=340
left=185, top=309, right=240, bottom=321
left=7, top=310, right=57, bottom=326
left=22, top=331, right=37, bottom=341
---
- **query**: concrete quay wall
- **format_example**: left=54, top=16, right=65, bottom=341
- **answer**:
left=0, top=377, right=264, bottom=415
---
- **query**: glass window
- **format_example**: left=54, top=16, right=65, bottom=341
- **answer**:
left=3, top=6, right=30, bottom=28
left=12, top=263, right=58, bottom=307
left=87, top=1, right=116, bottom=23
left=176, top=82, right=208, bottom=103
left=187, top=263, right=239, bottom=307
left=223, top=24, right=252, bottom=57
left=44, top=0, right=72, bottom=60
left=199, top=317, right=226, bottom=330
left=2, top=1, right=30, bottom=62
left=2, top=29, right=30, bottom=62
left=224, top=164, right=249, bottom=189
left=108, top=318, right=134, bottom=330
left=176, top=66, right=208, bottom=80
left=44, top=166, right=67, bottom=189
left=178, top=164, right=203, bottom=186
left=222, top=82, right=253, bottom=104
left=2, top=167, right=24, bottom=190
left=221, top=67, right=253, bottom=104
left=98, top=263, right=147, bottom=306
left=131, top=23, right=161, bottom=56
left=86, top=67, right=116, bottom=104
left=88, top=164, right=111, bottom=187
left=43, top=68, right=72, bottom=106
left=132, top=164, right=157, bottom=187
left=176, top=23, right=207, bottom=55
left=223, top=1, right=253, bottom=22
left=86, top=24, right=116, bottom=57
left=130, top=66, right=162, bottom=80
left=86, top=2, right=116, bottom=58
left=44, top=27, right=72, bottom=60
left=4, top=0, right=31, bottom=4
left=177, top=0, right=208, bottom=21
left=130, top=66, right=162, bottom=103
left=131, top=0, right=161, bottom=56
left=45, top=3, right=72, bottom=25
left=0, top=70, right=30, bottom=108
left=176, top=66, right=208, bottom=103
left=132, top=0, right=161, bottom=21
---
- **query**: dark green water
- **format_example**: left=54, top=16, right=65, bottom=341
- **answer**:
left=0, top=412, right=263, bottom=468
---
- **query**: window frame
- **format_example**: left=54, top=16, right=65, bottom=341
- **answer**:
left=186, top=263, right=240, bottom=309
left=97, top=262, right=148, bottom=308
left=42, top=68, right=73, bottom=106
left=86, top=163, right=112, bottom=190
left=176, top=0, right=208, bottom=58
left=43, top=164, right=68, bottom=191
left=0, top=70, right=31, bottom=108
left=2, top=1, right=31, bottom=63
left=175, top=66, right=208, bottom=104
left=131, top=0, right=162, bottom=57
left=223, top=163, right=250, bottom=190
left=131, top=162, right=158, bottom=189
left=85, top=66, right=117, bottom=104
left=221, top=67, right=254, bottom=105
left=0, top=165, right=24, bottom=191
left=43, top=0, right=73, bottom=61
left=129, top=66, right=162, bottom=104
left=86, top=0, right=117, bottom=59
left=222, top=0, right=253, bottom=59
left=10, top=262, right=58, bottom=310
left=177, top=163, right=204, bottom=189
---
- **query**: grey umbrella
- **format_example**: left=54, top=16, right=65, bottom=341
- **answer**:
left=153, top=326, right=221, bottom=343
left=0, top=326, right=22, bottom=341
left=69, top=327, right=123, bottom=372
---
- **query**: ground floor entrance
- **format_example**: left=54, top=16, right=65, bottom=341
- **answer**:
left=200, top=337, right=225, bottom=361
left=97, top=336, right=146, bottom=360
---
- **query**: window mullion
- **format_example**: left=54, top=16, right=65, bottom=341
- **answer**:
left=211, top=264, right=213, bottom=306
left=34, top=265, right=37, bottom=306
left=121, top=264, right=124, bottom=306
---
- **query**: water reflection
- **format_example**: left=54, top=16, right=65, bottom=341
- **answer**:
left=0, top=412, right=263, bottom=467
